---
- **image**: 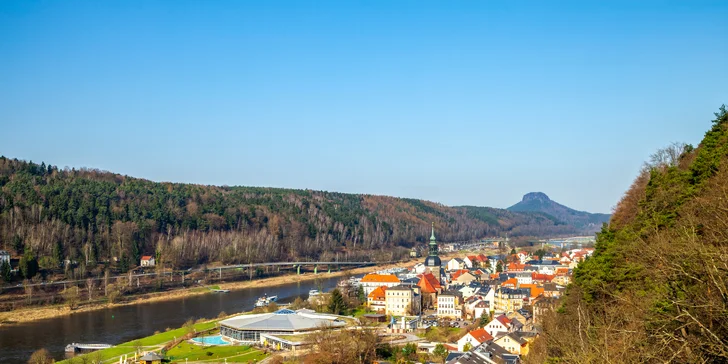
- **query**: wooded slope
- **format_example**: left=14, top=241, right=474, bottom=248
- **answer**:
left=0, top=158, right=585, bottom=271
left=531, top=106, right=728, bottom=363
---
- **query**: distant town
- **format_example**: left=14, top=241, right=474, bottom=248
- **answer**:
left=37, top=225, right=595, bottom=364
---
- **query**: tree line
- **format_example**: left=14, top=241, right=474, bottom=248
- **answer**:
left=0, top=156, right=583, bottom=280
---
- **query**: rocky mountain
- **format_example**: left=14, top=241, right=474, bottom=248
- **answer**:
left=507, top=192, right=610, bottom=232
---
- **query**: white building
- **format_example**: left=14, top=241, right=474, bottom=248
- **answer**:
left=140, top=255, right=155, bottom=267
left=360, top=274, right=400, bottom=296
left=447, top=258, right=466, bottom=271
left=385, top=285, right=420, bottom=316
left=437, top=291, right=462, bottom=319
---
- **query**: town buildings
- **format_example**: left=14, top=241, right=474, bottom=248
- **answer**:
left=360, top=273, right=400, bottom=295
left=385, top=285, right=420, bottom=316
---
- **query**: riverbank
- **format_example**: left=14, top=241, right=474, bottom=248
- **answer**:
left=0, top=254, right=453, bottom=326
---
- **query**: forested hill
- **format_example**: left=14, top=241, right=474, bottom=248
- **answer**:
left=507, top=192, right=610, bottom=232
left=0, top=158, right=585, bottom=270
left=530, top=106, right=728, bottom=363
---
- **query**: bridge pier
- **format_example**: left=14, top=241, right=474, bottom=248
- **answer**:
left=297, top=265, right=301, bottom=275
left=314, top=265, right=318, bottom=275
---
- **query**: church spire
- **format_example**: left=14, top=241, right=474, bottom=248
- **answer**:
left=430, top=222, right=436, bottom=242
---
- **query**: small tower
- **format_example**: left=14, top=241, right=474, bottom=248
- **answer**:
left=424, top=222, right=442, bottom=283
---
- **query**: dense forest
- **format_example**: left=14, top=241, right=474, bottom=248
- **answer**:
left=530, top=106, right=728, bottom=363
left=0, top=158, right=588, bottom=275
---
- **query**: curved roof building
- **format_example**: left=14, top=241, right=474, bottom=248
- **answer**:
left=220, top=309, right=347, bottom=343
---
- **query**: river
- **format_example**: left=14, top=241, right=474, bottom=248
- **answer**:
left=0, top=275, right=346, bottom=363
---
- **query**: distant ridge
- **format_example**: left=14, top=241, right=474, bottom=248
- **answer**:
left=507, top=192, right=610, bottom=233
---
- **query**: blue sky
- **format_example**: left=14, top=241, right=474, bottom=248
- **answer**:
left=1, top=1, right=726, bottom=213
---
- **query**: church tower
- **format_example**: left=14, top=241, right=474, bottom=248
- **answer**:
left=424, top=222, right=442, bottom=283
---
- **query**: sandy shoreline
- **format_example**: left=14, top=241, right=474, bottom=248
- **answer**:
left=0, top=255, right=450, bottom=326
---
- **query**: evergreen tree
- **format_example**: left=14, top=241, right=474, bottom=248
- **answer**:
left=11, top=235, right=23, bottom=255
left=479, top=310, right=488, bottom=326
left=53, top=240, right=63, bottom=268
left=19, top=249, right=38, bottom=279
left=496, top=261, right=503, bottom=273
left=1, top=260, right=12, bottom=282
left=357, top=284, right=365, bottom=303
left=327, top=288, right=347, bottom=315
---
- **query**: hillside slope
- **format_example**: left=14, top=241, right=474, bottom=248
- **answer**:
left=530, top=106, right=728, bottom=363
left=507, top=192, right=610, bottom=232
left=0, top=159, right=586, bottom=271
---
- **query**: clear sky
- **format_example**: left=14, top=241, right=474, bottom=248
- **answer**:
left=1, top=1, right=726, bottom=213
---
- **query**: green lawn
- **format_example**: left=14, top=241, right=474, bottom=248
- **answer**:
left=166, top=342, right=263, bottom=363
left=58, top=321, right=219, bottom=364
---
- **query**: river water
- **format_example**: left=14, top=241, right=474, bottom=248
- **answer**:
left=0, top=275, right=344, bottom=363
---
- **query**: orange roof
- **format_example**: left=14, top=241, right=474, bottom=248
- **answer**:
left=417, top=272, right=441, bottom=293
left=519, top=284, right=545, bottom=298
left=443, top=344, right=458, bottom=351
left=368, top=286, right=387, bottom=301
left=507, top=262, right=526, bottom=271
left=531, top=273, right=555, bottom=282
left=466, top=255, right=477, bottom=261
left=361, top=274, right=400, bottom=283
left=141, top=255, right=153, bottom=260
left=451, top=269, right=469, bottom=279
left=555, top=267, right=569, bottom=275
left=502, top=278, right=518, bottom=288
left=467, top=328, right=494, bottom=344
left=477, top=254, right=488, bottom=262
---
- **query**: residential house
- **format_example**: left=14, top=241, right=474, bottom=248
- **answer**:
left=458, top=283, right=481, bottom=300
left=457, top=328, right=494, bottom=352
left=385, top=285, right=420, bottom=316
left=447, top=258, right=466, bottom=271
left=484, top=315, right=512, bottom=338
left=361, top=274, right=400, bottom=295
left=494, top=287, right=529, bottom=313
left=513, top=272, right=533, bottom=285
left=448, top=341, right=520, bottom=364
left=493, top=332, right=529, bottom=356
left=463, top=255, right=478, bottom=268
left=367, top=286, right=387, bottom=312
left=437, top=290, right=462, bottom=319
left=473, top=300, right=491, bottom=321
left=452, top=270, right=478, bottom=285
left=140, top=255, right=155, bottom=267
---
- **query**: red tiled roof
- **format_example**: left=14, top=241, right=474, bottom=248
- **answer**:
left=141, top=256, right=153, bottom=260
left=417, top=272, right=441, bottom=293
left=361, top=274, right=400, bottom=283
left=444, top=344, right=458, bottom=351
left=532, top=273, right=555, bottom=282
left=451, top=269, right=469, bottom=279
left=477, top=254, right=488, bottom=262
left=467, top=328, right=494, bottom=343
left=368, top=286, right=387, bottom=301
left=496, top=314, right=511, bottom=326
left=466, top=255, right=477, bottom=261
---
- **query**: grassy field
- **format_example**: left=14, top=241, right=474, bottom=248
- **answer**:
left=166, top=341, right=265, bottom=362
left=58, top=321, right=219, bottom=364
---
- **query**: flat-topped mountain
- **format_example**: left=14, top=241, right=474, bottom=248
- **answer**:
left=507, top=192, right=610, bottom=232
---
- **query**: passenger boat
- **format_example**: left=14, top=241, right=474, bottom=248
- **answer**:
left=254, top=294, right=278, bottom=307
left=308, top=289, right=321, bottom=296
